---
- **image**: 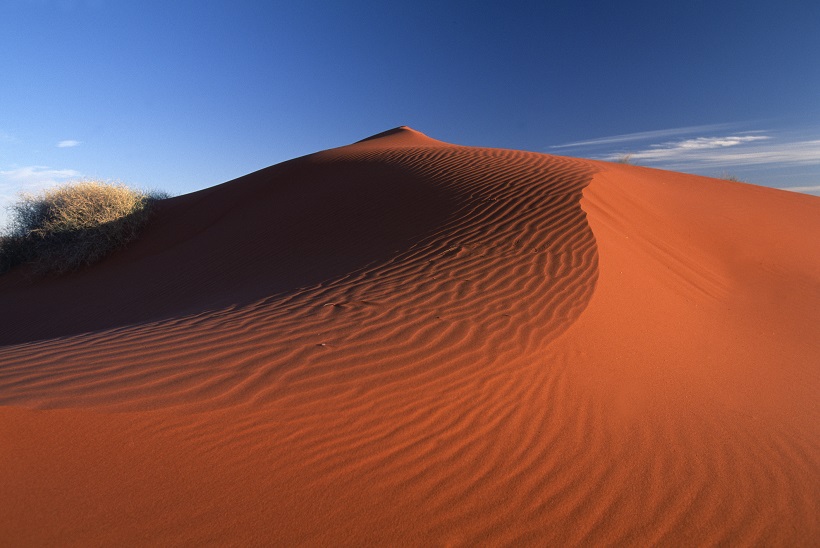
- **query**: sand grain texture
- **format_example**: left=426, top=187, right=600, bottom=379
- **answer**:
left=1, top=127, right=818, bottom=545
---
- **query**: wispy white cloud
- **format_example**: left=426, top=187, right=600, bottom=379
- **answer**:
left=0, top=166, right=82, bottom=226
left=0, top=165, right=81, bottom=186
left=551, top=123, right=738, bottom=149
left=57, top=139, right=81, bottom=148
left=0, top=130, right=18, bottom=144
left=597, top=134, right=820, bottom=169
left=659, top=135, right=770, bottom=150
left=553, top=124, right=820, bottom=196
left=780, top=184, right=820, bottom=196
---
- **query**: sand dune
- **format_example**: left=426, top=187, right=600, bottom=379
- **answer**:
left=1, top=126, right=818, bottom=545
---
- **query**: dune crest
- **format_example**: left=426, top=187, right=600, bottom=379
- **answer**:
left=1, top=128, right=818, bottom=545
left=353, top=125, right=444, bottom=146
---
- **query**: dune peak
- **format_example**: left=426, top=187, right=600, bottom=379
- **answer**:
left=353, top=125, right=442, bottom=146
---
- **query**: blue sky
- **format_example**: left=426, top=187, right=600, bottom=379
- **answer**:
left=2, top=0, right=819, bottom=225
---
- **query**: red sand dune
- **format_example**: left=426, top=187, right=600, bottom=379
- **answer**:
left=1, top=126, right=818, bottom=545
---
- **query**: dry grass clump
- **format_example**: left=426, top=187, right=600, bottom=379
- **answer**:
left=0, top=181, right=167, bottom=275
left=615, top=153, right=636, bottom=165
left=719, top=172, right=744, bottom=183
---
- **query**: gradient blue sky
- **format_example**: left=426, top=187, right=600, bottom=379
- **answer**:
left=2, top=0, right=819, bottom=224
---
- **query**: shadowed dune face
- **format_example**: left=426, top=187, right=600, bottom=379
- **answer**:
left=0, top=152, right=457, bottom=344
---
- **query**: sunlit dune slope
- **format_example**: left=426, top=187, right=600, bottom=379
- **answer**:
left=1, top=127, right=818, bottom=545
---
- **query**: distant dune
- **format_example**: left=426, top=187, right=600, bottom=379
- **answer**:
left=1, top=127, right=818, bottom=545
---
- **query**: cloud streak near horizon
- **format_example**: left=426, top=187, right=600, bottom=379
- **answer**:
left=57, top=140, right=81, bottom=148
left=555, top=125, right=820, bottom=171
left=552, top=125, right=820, bottom=195
left=550, top=123, right=740, bottom=149
left=781, top=184, right=820, bottom=195
left=596, top=134, right=820, bottom=169
left=0, top=165, right=83, bottom=226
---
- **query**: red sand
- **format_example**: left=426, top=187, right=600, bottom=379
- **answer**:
left=1, top=127, right=818, bottom=545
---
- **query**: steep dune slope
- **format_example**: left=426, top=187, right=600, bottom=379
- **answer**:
left=1, top=127, right=818, bottom=545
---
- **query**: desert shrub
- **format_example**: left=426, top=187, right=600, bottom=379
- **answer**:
left=719, top=172, right=744, bottom=182
left=615, top=153, right=636, bottom=165
left=0, top=181, right=167, bottom=275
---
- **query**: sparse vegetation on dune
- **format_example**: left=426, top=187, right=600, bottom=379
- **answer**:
left=615, top=153, right=636, bottom=165
left=0, top=181, right=168, bottom=275
left=719, top=172, right=744, bottom=182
